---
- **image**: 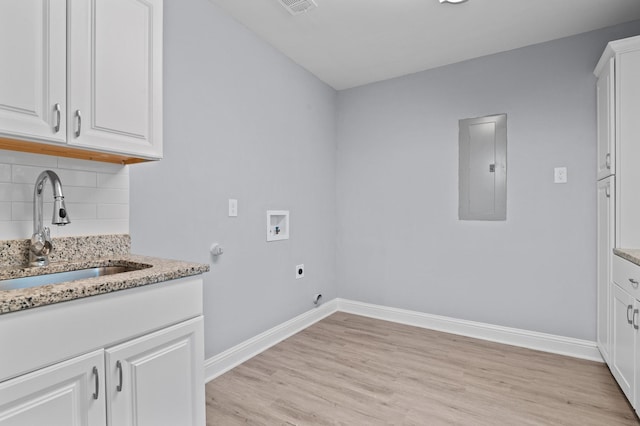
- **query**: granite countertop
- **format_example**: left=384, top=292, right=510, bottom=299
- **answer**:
left=0, top=235, right=209, bottom=315
left=614, top=248, right=640, bottom=267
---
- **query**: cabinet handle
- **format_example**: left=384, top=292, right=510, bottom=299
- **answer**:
left=606, top=153, right=611, bottom=169
left=629, top=278, right=639, bottom=289
left=627, top=305, right=634, bottom=324
left=92, top=366, right=99, bottom=400
left=53, top=103, right=61, bottom=133
left=605, top=185, right=610, bottom=198
left=634, top=309, right=639, bottom=330
left=116, top=360, right=123, bottom=392
left=75, top=110, right=82, bottom=137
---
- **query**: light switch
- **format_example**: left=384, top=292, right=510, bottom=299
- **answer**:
left=554, top=167, right=567, bottom=184
left=228, top=199, right=238, bottom=217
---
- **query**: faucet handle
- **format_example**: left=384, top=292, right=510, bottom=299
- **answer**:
left=30, top=230, right=52, bottom=257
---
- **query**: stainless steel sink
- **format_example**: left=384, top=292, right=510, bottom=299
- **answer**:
left=0, top=266, right=144, bottom=291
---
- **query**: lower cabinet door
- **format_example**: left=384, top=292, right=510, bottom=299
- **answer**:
left=597, top=176, right=615, bottom=362
left=635, top=299, right=640, bottom=413
left=0, top=350, right=105, bottom=426
left=105, top=317, right=205, bottom=426
left=612, top=284, right=636, bottom=402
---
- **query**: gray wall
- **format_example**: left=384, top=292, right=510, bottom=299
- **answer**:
left=336, top=21, right=640, bottom=341
left=130, top=0, right=337, bottom=357
left=131, top=0, right=640, bottom=356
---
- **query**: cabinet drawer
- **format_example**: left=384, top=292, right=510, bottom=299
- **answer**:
left=613, top=255, right=640, bottom=299
left=0, top=276, right=202, bottom=382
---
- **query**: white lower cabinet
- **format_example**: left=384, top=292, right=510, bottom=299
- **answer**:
left=0, top=276, right=205, bottom=426
left=0, top=350, right=105, bottom=426
left=611, top=255, right=640, bottom=415
left=106, top=318, right=204, bottom=426
left=0, top=317, right=203, bottom=426
left=611, top=283, right=636, bottom=402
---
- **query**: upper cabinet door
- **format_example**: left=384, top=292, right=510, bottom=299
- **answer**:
left=596, top=57, right=615, bottom=180
left=68, top=0, right=163, bottom=159
left=0, top=0, right=67, bottom=143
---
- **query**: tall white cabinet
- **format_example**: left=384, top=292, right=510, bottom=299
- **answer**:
left=595, top=47, right=617, bottom=365
left=595, top=34, right=640, bottom=416
left=0, top=277, right=205, bottom=426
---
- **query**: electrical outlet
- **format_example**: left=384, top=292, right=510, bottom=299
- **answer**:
left=554, top=167, right=567, bottom=184
left=296, top=264, right=304, bottom=279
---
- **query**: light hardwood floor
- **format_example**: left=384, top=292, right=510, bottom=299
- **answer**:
left=206, top=312, right=639, bottom=425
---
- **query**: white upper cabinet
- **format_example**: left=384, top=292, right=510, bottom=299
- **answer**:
left=616, top=45, right=640, bottom=248
left=0, top=0, right=163, bottom=161
left=596, top=57, right=615, bottom=180
left=0, top=0, right=67, bottom=144
left=595, top=35, right=640, bottom=248
left=68, top=0, right=163, bottom=159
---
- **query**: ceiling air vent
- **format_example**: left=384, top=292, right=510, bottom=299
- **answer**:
left=278, top=0, right=317, bottom=16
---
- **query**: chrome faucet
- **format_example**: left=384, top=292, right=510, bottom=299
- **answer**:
left=29, top=170, right=70, bottom=267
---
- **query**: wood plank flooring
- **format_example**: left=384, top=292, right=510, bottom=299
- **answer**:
left=206, top=312, right=639, bottom=425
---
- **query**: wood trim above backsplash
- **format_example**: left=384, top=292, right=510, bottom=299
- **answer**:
left=0, top=137, right=152, bottom=165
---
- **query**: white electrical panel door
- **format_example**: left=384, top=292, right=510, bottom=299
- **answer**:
left=68, top=0, right=163, bottom=159
left=459, top=114, right=507, bottom=221
left=0, top=0, right=67, bottom=144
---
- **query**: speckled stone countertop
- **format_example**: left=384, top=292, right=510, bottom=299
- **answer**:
left=0, top=235, right=209, bottom=314
left=614, top=248, right=640, bottom=267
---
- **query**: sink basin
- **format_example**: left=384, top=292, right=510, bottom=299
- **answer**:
left=0, top=266, right=145, bottom=291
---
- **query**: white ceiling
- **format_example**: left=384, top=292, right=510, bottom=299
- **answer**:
left=208, top=0, right=640, bottom=90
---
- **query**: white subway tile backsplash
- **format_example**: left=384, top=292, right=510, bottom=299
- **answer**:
left=0, top=149, right=57, bottom=168
left=0, top=202, right=11, bottom=221
left=56, top=169, right=98, bottom=188
left=0, top=221, right=31, bottom=239
left=65, top=203, right=98, bottom=220
left=10, top=184, right=32, bottom=202
left=0, top=184, right=11, bottom=200
left=49, top=219, right=128, bottom=237
left=98, top=204, right=129, bottom=220
left=64, top=187, right=129, bottom=205
left=0, top=153, right=129, bottom=239
left=13, top=202, right=106, bottom=223
left=13, top=165, right=97, bottom=187
left=97, top=172, right=129, bottom=189
left=0, top=164, right=11, bottom=182
left=11, top=202, right=35, bottom=221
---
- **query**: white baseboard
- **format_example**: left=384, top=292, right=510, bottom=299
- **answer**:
left=205, top=298, right=602, bottom=383
left=204, top=299, right=338, bottom=382
left=337, top=299, right=603, bottom=363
